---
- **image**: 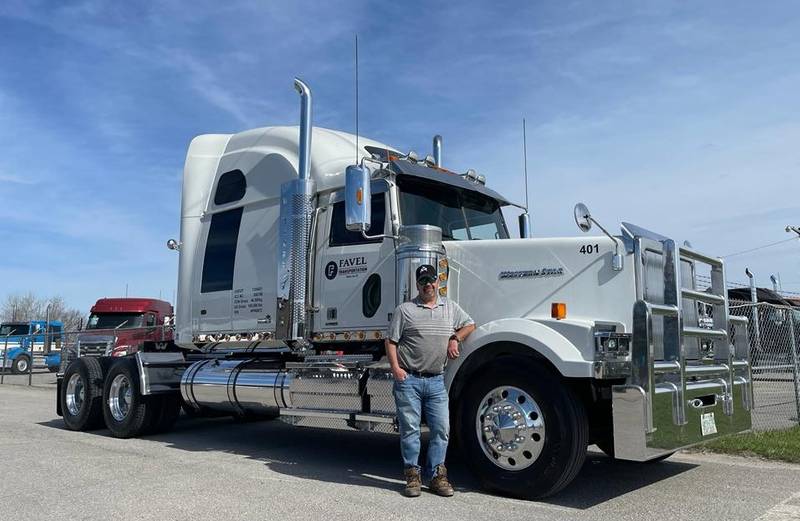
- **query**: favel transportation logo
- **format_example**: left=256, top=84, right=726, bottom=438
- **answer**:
left=325, top=261, right=338, bottom=280
left=326, top=256, right=368, bottom=280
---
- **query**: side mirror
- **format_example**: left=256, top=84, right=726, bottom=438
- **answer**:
left=345, top=165, right=371, bottom=232
left=574, top=203, right=592, bottom=233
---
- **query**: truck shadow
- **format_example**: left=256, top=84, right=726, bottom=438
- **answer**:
left=40, top=414, right=698, bottom=507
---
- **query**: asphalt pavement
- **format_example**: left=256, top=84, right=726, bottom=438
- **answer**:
left=1, top=382, right=799, bottom=521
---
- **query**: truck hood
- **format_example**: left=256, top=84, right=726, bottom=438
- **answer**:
left=442, top=237, right=636, bottom=332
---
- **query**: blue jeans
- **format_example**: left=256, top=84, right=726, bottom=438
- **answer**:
left=393, top=373, right=450, bottom=481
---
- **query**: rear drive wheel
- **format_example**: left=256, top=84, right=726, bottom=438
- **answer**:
left=12, top=355, right=30, bottom=374
left=60, top=358, right=105, bottom=431
left=102, top=359, right=157, bottom=438
left=457, top=360, right=588, bottom=499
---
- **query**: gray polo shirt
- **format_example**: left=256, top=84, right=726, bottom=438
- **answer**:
left=388, top=296, right=474, bottom=374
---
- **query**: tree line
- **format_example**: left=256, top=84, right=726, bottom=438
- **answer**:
left=1, top=293, right=84, bottom=332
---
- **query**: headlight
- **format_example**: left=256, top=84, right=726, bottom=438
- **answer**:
left=595, top=332, right=631, bottom=359
left=111, top=345, right=130, bottom=357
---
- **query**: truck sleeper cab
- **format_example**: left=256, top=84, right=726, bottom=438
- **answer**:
left=56, top=79, right=752, bottom=500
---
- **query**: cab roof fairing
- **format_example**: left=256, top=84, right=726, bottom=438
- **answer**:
left=185, top=127, right=397, bottom=217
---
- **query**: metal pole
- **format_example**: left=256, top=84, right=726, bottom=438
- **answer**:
left=746, top=268, right=761, bottom=354
left=27, top=331, right=33, bottom=386
left=788, top=310, right=800, bottom=425
left=1, top=335, right=7, bottom=384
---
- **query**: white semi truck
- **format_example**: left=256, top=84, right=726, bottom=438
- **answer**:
left=56, top=79, right=753, bottom=499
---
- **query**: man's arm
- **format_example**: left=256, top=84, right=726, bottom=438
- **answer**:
left=447, top=323, right=476, bottom=359
left=386, top=308, right=406, bottom=381
left=447, top=301, right=476, bottom=360
left=385, top=339, right=407, bottom=381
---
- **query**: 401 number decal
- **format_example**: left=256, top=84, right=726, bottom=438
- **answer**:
left=579, top=244, right=599, bottom=254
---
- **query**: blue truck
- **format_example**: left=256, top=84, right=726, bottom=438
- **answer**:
left=0, top=320, right=63, bottom=374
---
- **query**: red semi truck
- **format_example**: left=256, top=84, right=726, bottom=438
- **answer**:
left=59, top=298, right=174, bottom=364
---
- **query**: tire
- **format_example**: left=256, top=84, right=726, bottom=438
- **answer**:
left=60, top=358, right=105, bottom=431
left=148, top=393, right=181, bottom=434
left=12, top=355, right=30, bottom=374
left=456, top=360, right=588, bottom=499
left=102, top=359, right=157, bottom=438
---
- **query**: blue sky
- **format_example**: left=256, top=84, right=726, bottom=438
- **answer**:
left=1, top=1, right=799, bottom=313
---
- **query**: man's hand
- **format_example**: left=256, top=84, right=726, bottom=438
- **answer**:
left=447, top=338, right=460, bottom=360
left=392, top=366, right=408, bottom=382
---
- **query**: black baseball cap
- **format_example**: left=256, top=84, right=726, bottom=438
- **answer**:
left=416, top=264, right=437, bottom=284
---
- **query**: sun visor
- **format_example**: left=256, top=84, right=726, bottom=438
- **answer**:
left=390, top=159, right=511, bottom=206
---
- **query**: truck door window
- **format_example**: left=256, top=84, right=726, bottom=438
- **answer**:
left=146, top=314, right=156, bottom=327
left=0, top=323, right=29, bottom=336
left=362, top=274, right=381, bottom=318
left=214, top=170, right=246, bottom=205
left=201, top=207, right=244, bottom=293
left=329, top=193, right=386, bottom=247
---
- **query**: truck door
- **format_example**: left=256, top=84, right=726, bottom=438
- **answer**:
left=314, top=188, right=395, bottom=335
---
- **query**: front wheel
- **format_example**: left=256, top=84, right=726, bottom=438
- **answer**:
left=12, top=355, right=30, bottom=374
left=102, top=359, right=157, bottom=438
left=456, top=360, right=588, bottom=499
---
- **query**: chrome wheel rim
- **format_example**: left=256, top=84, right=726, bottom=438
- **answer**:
left=65, top=373, right=85, bottom=416
left=108, top=374, right=132, bottom=422
left=475, top=385, right=545, bottom=471
left=17, top=358, right=29, bottom=372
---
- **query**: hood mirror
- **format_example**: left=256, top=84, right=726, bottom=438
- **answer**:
left=574, top=203, right=592, bottom=233
left=573, top=202, right=623, bottom=272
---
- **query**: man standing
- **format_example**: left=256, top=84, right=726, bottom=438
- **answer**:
left=386, top=264, right=476, bottom=497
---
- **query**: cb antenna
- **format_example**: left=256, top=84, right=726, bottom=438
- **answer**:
left=355, top=33, right=359, bottom=163
left=523, top=118, right=529, bottom=211
left=518, top=118, right=532, bottom=238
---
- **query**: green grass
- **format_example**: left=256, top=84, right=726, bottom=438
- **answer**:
left=697, top=426, right=800, bottom=463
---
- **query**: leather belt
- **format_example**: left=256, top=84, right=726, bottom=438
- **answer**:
left=401, top=368, right=443, bottom=378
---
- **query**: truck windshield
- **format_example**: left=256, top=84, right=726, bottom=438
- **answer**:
left=0, top=323, right=29, bottom=336
left=398, top=178, right=509, bottom=240
left=86, top=313, right=145, bottom=330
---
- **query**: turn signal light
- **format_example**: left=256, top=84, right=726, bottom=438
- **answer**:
left=356, top=187, right=363, bottom=205
left=551, top=302, right=567, bottom=320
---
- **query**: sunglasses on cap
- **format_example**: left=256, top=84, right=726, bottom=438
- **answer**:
left=417, top=276, right=437, bottom=285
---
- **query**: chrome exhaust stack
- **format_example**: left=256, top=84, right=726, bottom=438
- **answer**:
left=433, top=135, right=442, bottom=167
left=276, top=78, right=315, bottom=343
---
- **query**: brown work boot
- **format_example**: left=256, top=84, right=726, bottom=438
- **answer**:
left=403, top=467, right=422, bottom=497
left=429, top=464, right=454, bottom=497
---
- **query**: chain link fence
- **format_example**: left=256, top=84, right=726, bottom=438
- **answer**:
left=727, top=299, right=800, bottom=431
